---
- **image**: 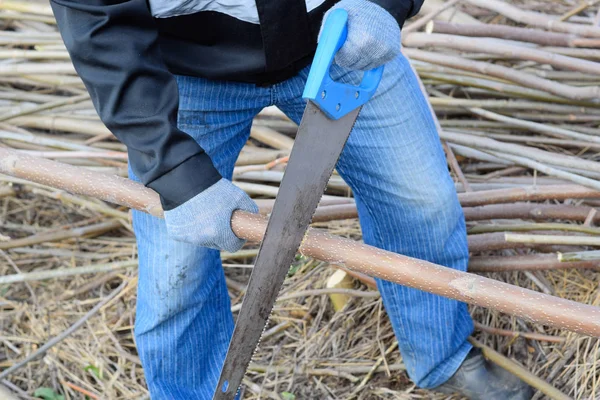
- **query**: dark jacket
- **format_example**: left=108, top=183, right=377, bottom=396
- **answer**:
left=50, top=0, right=423, bottom=210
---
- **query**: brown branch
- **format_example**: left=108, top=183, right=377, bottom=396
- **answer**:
left=442, top=140, right=472, bottom=192
left=463, top=203, right=600, bottom=223
left=1, top=148, right=599, bottom=336
left=468, top=254, right=598, bottom=272
left=457, top=185, right=600, bottom=207
left=289, top=202, right=600, bottom=225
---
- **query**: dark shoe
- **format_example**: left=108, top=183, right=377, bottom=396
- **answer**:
left=432, top=347, right=534, bottom=400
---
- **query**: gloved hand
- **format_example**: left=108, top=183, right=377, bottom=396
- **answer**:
left=164, top=178, right=258, bottom=253
left=320, top=0, right=401, bottom=71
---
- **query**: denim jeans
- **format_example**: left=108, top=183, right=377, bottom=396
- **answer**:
left=129, top=54, right=474, bottom=399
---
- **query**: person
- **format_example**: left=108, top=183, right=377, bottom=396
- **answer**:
left=49, top=0, right=533, bottom=399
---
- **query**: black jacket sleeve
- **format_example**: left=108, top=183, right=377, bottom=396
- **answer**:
left=50, top=0, right=221, bottom=210
left=369, top=0, right=425, bottom=27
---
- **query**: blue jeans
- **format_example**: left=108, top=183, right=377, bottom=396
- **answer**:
left=129, top=54, right=474, bottom=399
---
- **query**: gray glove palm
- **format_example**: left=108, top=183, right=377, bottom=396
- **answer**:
left=164, top=178, right=258, bottom=253
left=321, top=0, right=401, bottom=71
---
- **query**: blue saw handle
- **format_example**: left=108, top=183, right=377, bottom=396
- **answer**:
left=302, top=8, right=384, bottom=120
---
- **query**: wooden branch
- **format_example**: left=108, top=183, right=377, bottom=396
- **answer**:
left=427, top=21, right=600, bottom=48
left=468, top=254, right=598, bottom=272
left=465, top=0, right=600, bottom=38
left=404, top=48, right=600, bottom=100
left=441, top=130, right=600, bottom=172
left=403, top=0, right=462, bottom=34
left=0, top=220, right=122, bottom=250
left=266, top=198, right=600, bottom=225
left=463, top=203, right=600, bottom=223
left=403, top=32, right=600, bottom=75
left=457, top=185, right=600, bottom=207
left=505, top=233, right=600, bottom=246
left=417, top=0, right=480, bottom=25
left=1, top=148, right=599, bottom=336
left=473, top=321, right=565, bottom=343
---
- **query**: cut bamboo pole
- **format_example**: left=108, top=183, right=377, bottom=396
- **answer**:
left=0, top=148, right=599, bottom=336
left=326, top=270, right=355, bottom=312
left=558, top=250, right=600, bottom=262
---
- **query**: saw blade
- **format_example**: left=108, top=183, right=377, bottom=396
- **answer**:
left=212, top=101, right=361, bottom=399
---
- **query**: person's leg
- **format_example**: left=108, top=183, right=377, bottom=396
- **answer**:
left=130, top=75, right=270, bottom=399
left=275, top=54, right=473, bottom=389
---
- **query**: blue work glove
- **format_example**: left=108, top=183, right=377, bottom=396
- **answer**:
left=321, top=0, right=401, bottom=71
left=164, top=178, right=258, bottom=253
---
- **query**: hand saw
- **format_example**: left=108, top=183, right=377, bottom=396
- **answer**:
left=213, top=9, right=384, bottom=399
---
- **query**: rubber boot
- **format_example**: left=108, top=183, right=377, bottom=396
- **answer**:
left=432, top=347, right=534, bottom=400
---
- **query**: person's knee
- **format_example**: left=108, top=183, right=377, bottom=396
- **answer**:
left=135, top=247, right=220, bottom=334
